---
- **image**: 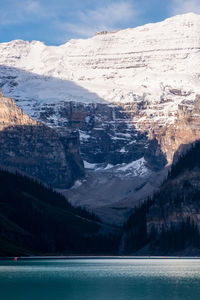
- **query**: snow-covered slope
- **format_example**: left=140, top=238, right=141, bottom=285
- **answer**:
left=84, top=157, right=149, bottom=178
left=0, top=13, right=199, bottom=124
left=0, top=13, right=200, bottom=170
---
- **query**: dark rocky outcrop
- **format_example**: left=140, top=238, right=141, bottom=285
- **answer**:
left=0, top=90, right=84, bottom=188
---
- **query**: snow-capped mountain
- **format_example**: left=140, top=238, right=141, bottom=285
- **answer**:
left=2, top=13, right=200, bottom=221
left=1, top=13, right=200, bottom=173
left=0, top=13, right=200, bottom=110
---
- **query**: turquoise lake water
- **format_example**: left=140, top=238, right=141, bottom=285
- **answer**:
left=0, top=259, right=200, bottom=300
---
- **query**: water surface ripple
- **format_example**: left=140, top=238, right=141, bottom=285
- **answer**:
left=0, top=259, right=200, bottom=300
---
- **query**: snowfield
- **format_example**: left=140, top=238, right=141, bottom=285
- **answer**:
left=0, top=13, right=199, bottom=128
left=84, top=157, right=149, bottom=178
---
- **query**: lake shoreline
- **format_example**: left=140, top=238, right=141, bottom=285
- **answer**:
left=1, top=255, right=200, bottom=260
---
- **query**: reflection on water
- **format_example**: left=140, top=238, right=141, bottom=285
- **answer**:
left=0, top=259, right=200, bottom=300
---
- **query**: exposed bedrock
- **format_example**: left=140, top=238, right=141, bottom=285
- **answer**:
left=39, top=101, right=167, bottom=169
left=38, top=94, right=200, bottom=172
left=0, top=90, right=84, bottom=188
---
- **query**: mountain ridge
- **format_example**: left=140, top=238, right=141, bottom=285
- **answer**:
left=1, top=13, right=200, bottom=221
left=3, top=12, right=200, bottom=45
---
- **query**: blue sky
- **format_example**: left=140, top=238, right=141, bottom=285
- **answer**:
left=0, top=0, right=200, bottom=45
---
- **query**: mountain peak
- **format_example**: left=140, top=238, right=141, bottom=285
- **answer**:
left=163, top=12, right=200, bottom=24
left=0, top=89, right=37, bottom=128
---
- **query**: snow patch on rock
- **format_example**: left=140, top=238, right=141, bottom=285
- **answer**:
left=116, top=157, right=149, bottom=177
left=83, top=161, right=97, bottom=169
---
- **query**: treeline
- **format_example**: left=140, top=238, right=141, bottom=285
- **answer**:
left=168, top=141, right=200, bottom=179
left=122, top=140, right=200, bottom=254
left=152, top=219, right=200, bottom=252
left=123, top=199, right=200, bottom=254
left=123, top=197, right=154, bottom=253
left=0, top=168, right=120, bottom=256
left=0, top=168, right=100, bottom=222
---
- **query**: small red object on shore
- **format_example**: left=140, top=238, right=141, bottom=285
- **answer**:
left=14, top=257, right=18, bottom=261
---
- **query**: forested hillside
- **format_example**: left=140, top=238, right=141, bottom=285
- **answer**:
left=0, top=169, right=119, bottom=256
left=122, top=141, right=200, bottom=255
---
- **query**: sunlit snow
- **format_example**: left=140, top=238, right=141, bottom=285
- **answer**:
left=0, top=13, right=199, bottom=129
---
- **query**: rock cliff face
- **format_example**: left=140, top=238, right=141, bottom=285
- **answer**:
left=36, top=93, right=200, bottom=170
left=0, top=90, right=84, bottom=188
left=0, top=13, right=200, bottom=170
left=39, top=101, right=166, bottom=168
left=149, top=94, right=200, bottom=164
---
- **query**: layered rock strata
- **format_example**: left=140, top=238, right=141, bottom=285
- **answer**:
left=0, top=90, right=84, bottom=188
left=0, top=14, right=200, bottom=169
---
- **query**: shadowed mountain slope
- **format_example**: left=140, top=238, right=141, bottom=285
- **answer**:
left=0, top=168, right=120, bottom=256
left=0, top=89, right=84, bottom=188
left=122, top=141, right=200, bottom=255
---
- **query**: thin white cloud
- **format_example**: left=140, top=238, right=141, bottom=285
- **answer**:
left=0, top=0, right=52, bottom=26
left=24, top=1, right=42, bottom=14
left=171, top=0, right=200, bottom=15
left=0, top=0, right=140, bottom=44
left=58, top=1, right=139, bottom=38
